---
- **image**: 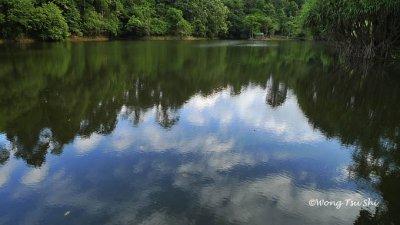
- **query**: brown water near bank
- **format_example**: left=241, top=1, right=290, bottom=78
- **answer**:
left=68, top=35, right=109, bottom=42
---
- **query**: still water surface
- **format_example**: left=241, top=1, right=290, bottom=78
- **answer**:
left=0, top=41, right=399, bottom=225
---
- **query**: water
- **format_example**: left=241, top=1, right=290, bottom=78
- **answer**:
left=0, top=41, right=399, bottom=225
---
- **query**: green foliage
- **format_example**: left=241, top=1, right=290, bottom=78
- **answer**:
left=82, top=8, right=106, bottom=36
left=149, top=18, right=169, bottom=35
left=0, top=0, right=35, bottom=38
left=223, top=0, right=244, bottom=38
left=0, top=12, right=4, bottom=24
left=126, top=16, right=149, bottom=36
left=166, top=7, right=191, bottom=36
left=31, top=3, right=69, bottom=40
left=300, top=0, right=400, bottom=59
left=166, top=7, right=183, bottom=26
left=104, top=14, right=121, bottom=36
left=125, top=3, right=158, bottom=36
left=224, top=0, right=299, bottom=38
left=81, top=8, right=120, bottom=37
left=0, top=0, right=304, bottom=40
left=176, top=19, right=192, bottom=36
left=203, top=0, right=229, bottom=37
left=243, top=12, right=277, bottom=37
left=58, top=0, right=82, bottom=35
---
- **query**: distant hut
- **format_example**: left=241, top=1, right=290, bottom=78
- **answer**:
left=254, top=32, right=265, bottom=40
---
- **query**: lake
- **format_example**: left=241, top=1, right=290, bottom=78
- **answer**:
left=0, top=40, right=399, bottom=225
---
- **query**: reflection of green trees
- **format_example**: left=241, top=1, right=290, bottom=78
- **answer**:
left=0, top=146, right=9, bottom=165
left=2, top=41, right=315, bottom=167
left=252, top=41, right=400, bottom=222
left=266, top=77, right=288, bottom=108
left=1, top=40, right=398, bottom=223
left=292, top=64, right=400, bottom=225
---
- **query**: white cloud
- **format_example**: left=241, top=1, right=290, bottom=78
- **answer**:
left=188, top=92, right=227, bottom=110
left=233, top=88, right=323, bottom=143
left=110, top=127, right=136, bottom=151
left=0, top=161, right=16, bottom=187
left=194, top=174, right=367, bottom=225
left=182, top=86, right=323, bottom=143
left=74, top=133, right=104, bottom=155
left=203, top=136, right=234, bottom=153
left=21, top=163, right=49, bottom=186
left=186, top=112, right=206, bottom=126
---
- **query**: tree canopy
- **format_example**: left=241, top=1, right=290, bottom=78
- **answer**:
left=1, top=0, right=398, bottom=59
left=299, top=0, right=400, bottom=60
left=0, top=0, right=303, bottom=40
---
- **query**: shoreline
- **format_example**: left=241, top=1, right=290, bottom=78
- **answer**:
left=68, top=35, right=110, bottom=42
left=138, top=36, right=210, bottom=41
left=1, top=35, right=302, bottom=44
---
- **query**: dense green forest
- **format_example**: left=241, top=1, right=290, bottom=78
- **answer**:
left=0, top=0, right=304, bottom=40
left=1, top=0, right=399, bottom=59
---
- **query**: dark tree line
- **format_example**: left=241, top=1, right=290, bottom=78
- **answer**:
left=299, top=0, right=400, bottom=60
left=0, top=0, right=304, bottom=40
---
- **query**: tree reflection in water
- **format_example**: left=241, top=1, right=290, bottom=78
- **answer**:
left=0, top=41, right=399, bottom=224
left=293, top=64, right=400, bottom=225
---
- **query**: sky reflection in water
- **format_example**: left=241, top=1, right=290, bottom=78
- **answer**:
left=0, top=41, right=398, bottom=225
